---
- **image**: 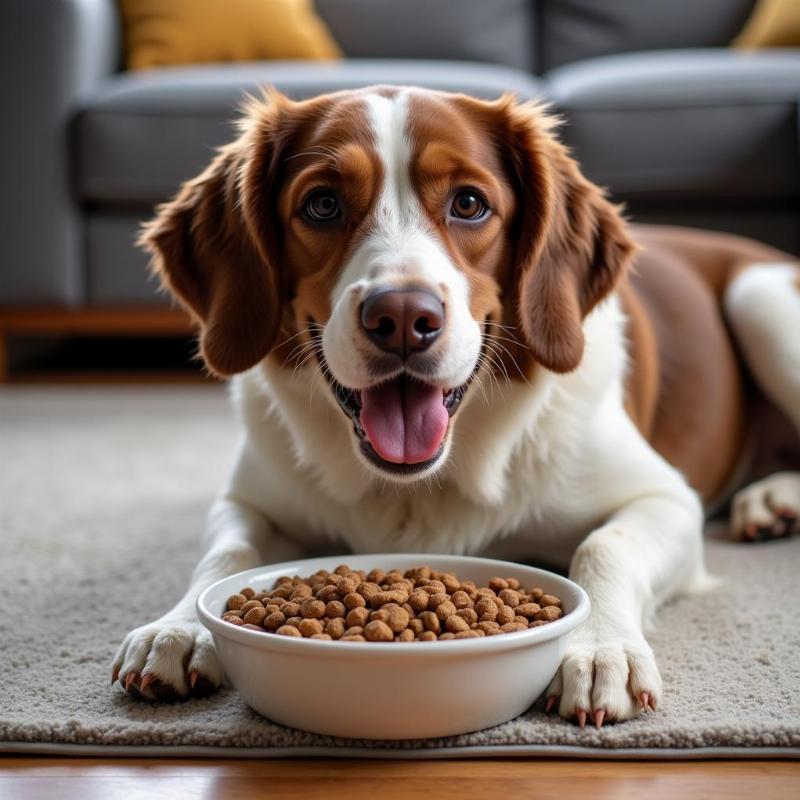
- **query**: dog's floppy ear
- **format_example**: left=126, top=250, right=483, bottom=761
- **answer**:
left=502, top=99, right=638, bottom=373
left=140, top=91, right=290, bottom=377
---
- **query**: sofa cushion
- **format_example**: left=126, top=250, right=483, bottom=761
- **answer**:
left=315, top=0, right=535, bottom=72
left=545, top=50, right=800, bottom=199
left=78, top=60, right=543, bottom=204
left=539, top=0, right=755, bottom=71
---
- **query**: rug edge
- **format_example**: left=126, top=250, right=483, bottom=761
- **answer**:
left=2, top=741, right=799, bottom=760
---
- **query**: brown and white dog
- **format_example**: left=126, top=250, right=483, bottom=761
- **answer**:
left=112, top=87, right=800, bottom=726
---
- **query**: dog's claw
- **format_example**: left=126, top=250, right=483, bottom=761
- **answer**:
left=545, top=695, right=558, bottom=713
left=139, top=673, right=155, bottom=692
left=190, top=670, right=198, bottom=689
left=124, top=672, right=138, bottom=691
left=576, top=709, right=587, bottom=729
left=639, top=691, right=651, bottom=711
left=111, top=666, right=119, bottom=686
left=594, top=708, right=606, bottom=729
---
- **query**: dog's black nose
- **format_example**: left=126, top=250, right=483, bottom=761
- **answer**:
left=360, top=288, right=444, bottom=358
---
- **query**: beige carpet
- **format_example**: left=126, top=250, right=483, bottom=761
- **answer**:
left=0, top=386, right=798, bottom=758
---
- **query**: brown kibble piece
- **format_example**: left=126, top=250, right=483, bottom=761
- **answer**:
left=497, top=605, right=515, bottom=625
left=298, top=618, right=324, bottom=637
left=456, top=608, right=478, bottom=626
left=343, top=591, right=367, bottom=610
left=371, top=589, right=409, bottom=607
left=243, top=606, right=267, bottom=626
left=344, top=625, right=364, bottom=637
left=534, top=606, right=562, bottom=622
left=408, top=590, right=430, bottom=612
left=418, top=610, right=441, bottom=634
left=301, top=599, right=326, bottom=619
left=282, top=602, right=301, bottom=618
left=240, top=587, right=255, bottom=599
left=264, top=611, right=286, bottom=631
left=474, top=597, right=498, bottom=621
left=364, top=620, right=394, bottom=642
left=223, top=615, right=244, bottom=626
left=418, top=630, right=437, bottom=641
left=396, top=629, right=415, bottom=642
left=498, top=588, right=521, bottom=607
left=311, top=633, right=332, bottom=640
left=540, top=594, right=562, bottom=609
left=446, top=615, right=470, bottom=633
left=276, top=625, right=302, bottom=637
left=346, top=606, right=370, bottom=628
left=325, top=618, right=346, bottom=639
left=516, top=603, right=541, bottom=619
left=434, top=600, right=457, bottom=621
left=340, top=634, right=366, bottom=641
left=226, top=594, right=247, bottom=611
left=385, top=604, right=410, bottom=633
left=488, top=577, right=509, bottom=592
left=325, top=600, right=346, bottom=619
left=451, top=590, right=472, bottom=609
left=240, top=600, right=262, bottom=614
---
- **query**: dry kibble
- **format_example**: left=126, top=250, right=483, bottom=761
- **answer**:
left=325, top=600, right=346, bottom=619
left=243, top=606, right=267, bottom=626
left=516, top=603, right=541, bottom=620
left=445, top=615, right=470, bottom=633
left=408, top=591, right=430, bottom=612
left=223, top=568, right=564, bottom=643
left=385, top=604, right=410, bottom=633
left=343, top=591, right=366, bottom=610
left=434, top=600, right=457, bottom=621
left=497, top=605, right=516, bottom=625
left=298, top=618, right=324, bottom=637
left=474, top=598, right=498, bottom=621
left=282, top=601, right=301, bottom=618
left=226, top=594, right=247, bottom=611
left=364, top=620, right=394, bottom=642
left=540, top=594, right=562, bottom=609
left=325, top=618, right=346, bottom=639
left=301, top=599, right=326, bottom=619
left=534, top=606, right=562, bottom=622
left=456, top=608, right=478, bottom=626
left=264, top=611, right=285, bottom=631
left=498, top=588, right=521, bottom=607
left=346, top=606, right=370, bottom=628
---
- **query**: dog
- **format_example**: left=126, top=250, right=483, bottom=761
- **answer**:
left=111, top=86, right=800, bottom=726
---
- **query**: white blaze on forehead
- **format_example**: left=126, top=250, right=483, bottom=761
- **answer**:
left=323, top=89, right=482, bottom=391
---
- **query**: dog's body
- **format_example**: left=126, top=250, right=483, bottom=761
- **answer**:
left=112, top=87, right=800, bottom=725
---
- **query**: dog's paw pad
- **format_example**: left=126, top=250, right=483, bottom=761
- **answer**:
left=111, top=620, right=223, bottom=701
left=731, top=472, right=800, bottom=541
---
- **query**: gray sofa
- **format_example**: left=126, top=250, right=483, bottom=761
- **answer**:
left=2, top=0, right=799, bottom=309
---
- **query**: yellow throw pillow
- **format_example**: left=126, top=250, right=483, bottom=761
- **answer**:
left=733, top=0, right=800, bottom=48
left=118, top=0, right=342, bottom=71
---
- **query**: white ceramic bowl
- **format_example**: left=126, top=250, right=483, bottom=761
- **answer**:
left=197, top=554, right=589, bottom=740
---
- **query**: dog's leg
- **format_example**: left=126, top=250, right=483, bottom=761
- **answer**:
left=724, top=263, right=800, bottom=540
left=545, top=411, right=706, bottom=726
left=111, top=496, right=305, bottom=700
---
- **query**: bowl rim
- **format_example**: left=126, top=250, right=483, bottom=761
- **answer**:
left=197, top=553, right=590, bottom=657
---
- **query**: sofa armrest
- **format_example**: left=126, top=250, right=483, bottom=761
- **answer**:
left=0, top=0, right=120, bottom=304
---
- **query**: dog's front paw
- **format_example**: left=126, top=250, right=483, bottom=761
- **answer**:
left=731, top=472, right=800, bottom=541
left=544, top=632, right=662, bottom=728
left=111, top=618, right=223, bottom=701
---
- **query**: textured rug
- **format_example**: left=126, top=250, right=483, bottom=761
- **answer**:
left=1, top=386, right=798, bottom=758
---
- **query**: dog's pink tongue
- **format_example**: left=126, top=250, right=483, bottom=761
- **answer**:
left=360, top=379, right=449, bottom=464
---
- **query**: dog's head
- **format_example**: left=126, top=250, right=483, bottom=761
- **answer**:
left=142, top=87, right=635, bottom=481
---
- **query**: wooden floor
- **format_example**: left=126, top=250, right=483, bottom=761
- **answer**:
left=0, top=758, right=797, bottom=800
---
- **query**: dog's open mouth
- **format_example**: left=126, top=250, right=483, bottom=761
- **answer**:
left=327, top=372, right=470, bottom=475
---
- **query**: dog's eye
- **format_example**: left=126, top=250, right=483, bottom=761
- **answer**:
left=450, top=189, right=488, bottom=221
left=304, top=190, right=341, bottom=222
